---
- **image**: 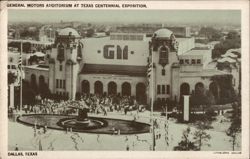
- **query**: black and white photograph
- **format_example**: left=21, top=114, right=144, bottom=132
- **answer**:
left=1, top=1, right=249, bottom=158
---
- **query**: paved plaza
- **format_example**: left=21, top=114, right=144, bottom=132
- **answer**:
left=8, top=110, right=241, bottom=151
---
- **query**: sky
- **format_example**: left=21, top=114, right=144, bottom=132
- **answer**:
left=8, top=10, right=241, bottom=25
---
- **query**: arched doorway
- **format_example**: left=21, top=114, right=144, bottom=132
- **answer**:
left=30, top=74, right=38, bottom=93
left=108, top=81, right=117, bottom=95
left=31, top=74, right=36, bottom=85
left=122, top=82, right=131, bottom=96
left=82, top=80, right=90, bottom=94
left=94, top=81, right=103, bottom=95
left=180, top=83, right=190, bottom=96
left=195, top=82, right=205, bottom=95
left=39, top=75, right=45, bottom=88
left=209, top=82, right=218, bottom=100
left=136, top=83, right=146, bottom=104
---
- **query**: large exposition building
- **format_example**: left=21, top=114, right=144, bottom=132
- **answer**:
left=23, top=27, right=239, bottom=105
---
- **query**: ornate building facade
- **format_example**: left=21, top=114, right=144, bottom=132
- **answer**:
left=24, top=27, right=238, bottom=106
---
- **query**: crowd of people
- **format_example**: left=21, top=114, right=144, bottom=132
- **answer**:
left=79, top=93, right=146, bottom=115
left=14, top=93, right=147, bottom=117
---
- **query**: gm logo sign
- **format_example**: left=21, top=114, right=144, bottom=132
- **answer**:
left=102, top=45, right=132, bottom=60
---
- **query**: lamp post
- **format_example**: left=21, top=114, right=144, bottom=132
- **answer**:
left=150, top=50, right=156, bottom=151
left=49, top=28, right=52, bottom=42
left=165, top=103, right=169, bottom=150
left=19, top=41, right=23, bottom=111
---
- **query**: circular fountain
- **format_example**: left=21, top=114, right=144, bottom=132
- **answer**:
left=57, top=106, right=108, bottom=130
left=17, top=101, right=150, bottom=134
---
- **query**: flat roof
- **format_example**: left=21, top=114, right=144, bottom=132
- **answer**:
left=8, top=39, right=53, bottom=45
left=24, top=65, right=49, bottom=71
left=81, top=36, right=190, bottom=42
left=176, top=37, right=192, bottom=42
left=80, top=64, right=147, bottom=77
left=180, top=69, right=230, bottom=77
left=181, top=49, right=210, bottom=56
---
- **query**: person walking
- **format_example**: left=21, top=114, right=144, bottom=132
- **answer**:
left=15, top=144, right=19, bottom=151
left=126, top=145, right=129, bottom=151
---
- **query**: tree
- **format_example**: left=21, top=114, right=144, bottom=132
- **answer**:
left=198, top=27, right=223, bottom=42
left=8, top=41, right=32, bottom=53
left=226, top=101, right=241, bottom=151
left=14, top=81, right=36, bottom=106
left=211, top=75, right=237, bottom=104
left=226, top=119, right=241, bottom=151
left=190, top=88, right=215, bottom=115
left=28, top=55, right=39, bottom=65
left=226, top=31, right=240, bottom=40
left=86, top=28, right=95, bottom=37
left=193, top=121, right=211, bottom=150
left=20, top=28, right=39, bottom=40
left=174, top=127, right=198, bottom=151
left=212, top=31, right=240, bottom=59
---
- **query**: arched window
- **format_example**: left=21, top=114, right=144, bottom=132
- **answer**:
left=195, top=82, right=205, bottom=95
left=108, top=81, right=117, bottom=95
left=94, top=81, right=103, bottom=95
left=31, top=74, right=36, bottom=86
left=122, top=82, right=131, bottom=96
left=30, top=74, right=37, bottom=91
left=39, top=75, right=45, bottom=88
left=160, top=46, right=168, bottom=59
left=180, top=83, right=190, bottom=96
left=159, top=46, right=169, bottom=66
left=82, top=80, right=90, bottom=94
left=57, top=43, right=65, bottom=62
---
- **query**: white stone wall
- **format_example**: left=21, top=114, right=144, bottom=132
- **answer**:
left=152, top=48, right=179, bottom=102
left=81, top=37, right=149, bottom=66
left=178, top=76, right=211, bottom=92
left=177, top=37, right=195, bottom=55
left=171, top=68, right=214, bottom=101
left=24, top=67, right=49, bottom=86
left=48, top=41, right=81, bottom=99
left=49, top=63, right=55, bottom=93
left=171, top=67, right=180, bottom=100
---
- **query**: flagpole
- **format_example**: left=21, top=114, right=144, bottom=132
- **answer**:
left=151, top=50, right=155, bottom=151
left=20, top=41, right=23, bottom=111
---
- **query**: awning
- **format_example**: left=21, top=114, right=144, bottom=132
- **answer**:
left=80, top=64, right=147, bottom=77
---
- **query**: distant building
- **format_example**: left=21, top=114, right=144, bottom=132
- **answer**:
left=8, top=28, right=20, bottom=39
left=39, top=25, right=56, bottom=42
left=8, top=39, right=53, bottom=53
left=116, top=25, right=190, bottom=37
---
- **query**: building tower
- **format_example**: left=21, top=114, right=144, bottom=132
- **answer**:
left=48, top=28, right=83, bottom=100
left=149, top=28, right=179, bottom=107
